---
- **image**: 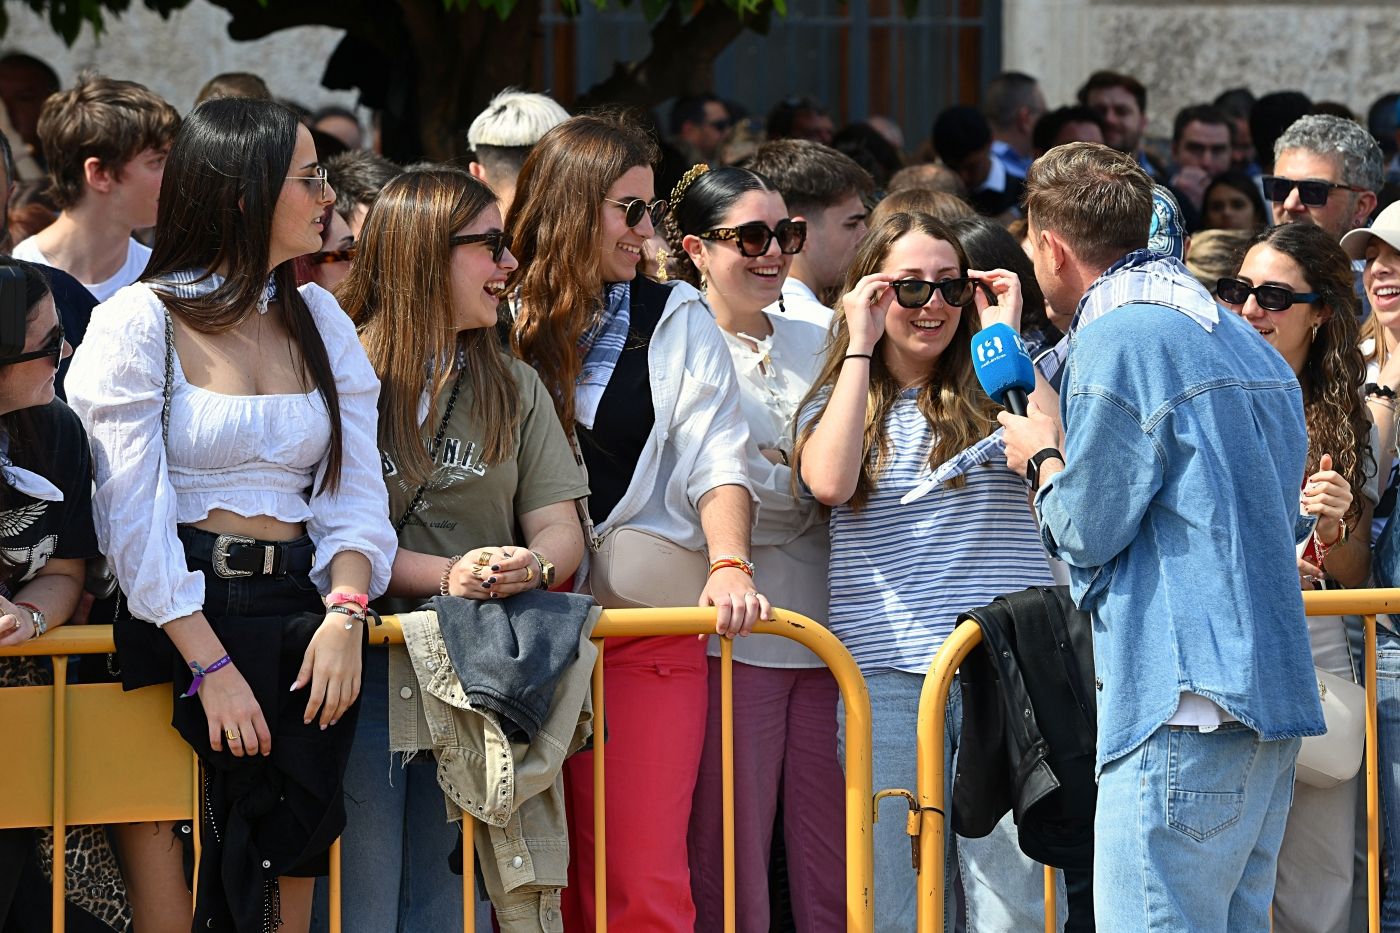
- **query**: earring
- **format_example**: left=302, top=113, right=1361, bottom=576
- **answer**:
left=654, top=248, right=669, bottom=283
left=1311, top=323, right=1319, bottom=342
left=779, top=295, right=788, bottom=314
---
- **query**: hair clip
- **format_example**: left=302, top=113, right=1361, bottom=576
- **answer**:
left=670, top=163, right=711, bottom=209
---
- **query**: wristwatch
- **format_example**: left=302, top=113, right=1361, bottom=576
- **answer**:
left=532, top=552, right=556, bottom=589
left=1026, top=447, right=1065, bottom=491
left=20, top=604, right=46, bottom=639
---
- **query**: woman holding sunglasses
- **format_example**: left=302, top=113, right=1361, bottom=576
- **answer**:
left=66, top=98, right=397, bottom=933
left=330, top=166, right=587, bottom=931
left=1218, top=222, right=1373, bottom=933
left=793, top=212, right=1057, bottom=932
left=661, top=164, right=844, bottom=931
left=507, top=115, right=765, bottom=932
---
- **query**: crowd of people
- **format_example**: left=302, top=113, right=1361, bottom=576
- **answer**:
left=2, top=47, right=1400, bottom=933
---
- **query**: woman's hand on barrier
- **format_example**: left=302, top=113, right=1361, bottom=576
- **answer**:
left=293, top=616, right=363, bottom=730
left=447, top=546, right=538, bottom=599
left=0, top=594, right=33, bottom=646
left=202, top=665, right=272, bottom=757
left=1303, top=453, right=1352, bottom=542
left=700, top=567, right=772, bottom=638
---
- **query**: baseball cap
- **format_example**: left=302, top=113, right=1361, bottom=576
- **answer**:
left=1341, top=201, right=1400, bottom=260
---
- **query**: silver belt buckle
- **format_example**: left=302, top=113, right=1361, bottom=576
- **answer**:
left=212, top=533, right=258, bottom=579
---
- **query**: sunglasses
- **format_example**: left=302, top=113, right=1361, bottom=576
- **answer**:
left=449, top=231, right=512, bottom=263
left=287, top=164, right=329, bottom=200
left=603, top=197, right=668, bottom=229
left=308, top=245, right=356, bottom=265
left=889, top=277, right=976, bottom=309
left=1261, top=175, right=1365, bottom=207
left=700, top=219, right=807, bottom=258
left=0, top=326, right=64, bottom=368
left=1216, top=276, right=1320, bottom=312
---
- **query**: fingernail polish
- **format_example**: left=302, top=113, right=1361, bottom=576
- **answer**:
left=320, top=724, right=327, bottom=731
left=289, top=682, right=299, bottom=691
left=491, top=565, right=500, bottom=572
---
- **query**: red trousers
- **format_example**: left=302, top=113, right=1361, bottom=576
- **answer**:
left=561, top=636, right=708, bottom=931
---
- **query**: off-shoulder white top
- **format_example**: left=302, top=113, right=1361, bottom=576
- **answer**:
left=65, top=280, right=397, bottom=626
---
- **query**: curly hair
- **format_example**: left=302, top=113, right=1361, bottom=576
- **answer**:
left=505, top=113, right=658, bottom=426
left=790, top=211, right=1000, bottom=511
left=1244, top=223, right=1374, bottom=525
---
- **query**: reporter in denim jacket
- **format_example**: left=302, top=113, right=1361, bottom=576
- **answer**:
left=1000, top=143, right=1324, bottom=932
left=1220, top=223, right=1375, bottom=932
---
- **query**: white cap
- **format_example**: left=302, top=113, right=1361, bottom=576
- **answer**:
left=1341, top=201, right=1400, bottom=260
left=467, top=88, right=570, bottom=149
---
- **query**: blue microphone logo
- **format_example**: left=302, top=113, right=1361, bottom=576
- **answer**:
left=971, top=323, right=1035, bottom=408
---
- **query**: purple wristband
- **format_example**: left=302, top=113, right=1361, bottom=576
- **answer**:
left=181, top=654, right=232, bottom=698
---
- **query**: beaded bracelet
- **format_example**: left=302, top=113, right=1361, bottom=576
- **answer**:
left=182, top=654, right=232, bottom=698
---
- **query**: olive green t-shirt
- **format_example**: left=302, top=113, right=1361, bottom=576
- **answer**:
left=382, top=356, right=588, bottom=612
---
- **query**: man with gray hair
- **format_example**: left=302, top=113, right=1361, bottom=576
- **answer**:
left=1268, top=113, right=1383, bottom=241
left=984, top=71, right=1046, bottom=179
left=467, top=87, right=570, bottom=217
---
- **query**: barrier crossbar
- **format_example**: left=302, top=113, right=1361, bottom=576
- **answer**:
left=0, top=608, right=875, bottom=933
left=908, top=588, right=1398, bottom=933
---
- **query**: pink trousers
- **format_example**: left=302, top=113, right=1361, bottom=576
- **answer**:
left=560, top=636, right=708, bottom=931
left=688, top=659, right=846, bottom=932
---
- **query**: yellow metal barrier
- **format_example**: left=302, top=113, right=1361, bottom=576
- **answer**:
left=0, top=608, right=876, bottom=932
left=908, top=588, right=1398, bottom=933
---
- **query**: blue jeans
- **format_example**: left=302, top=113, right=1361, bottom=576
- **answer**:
left=838, top=670, right=1056, bottom=933
left=311, top=650, right=483, bottom=932
left=1376, top=625, right=1400, bottom=930
left=1095, top=723, right=1299, bottom=932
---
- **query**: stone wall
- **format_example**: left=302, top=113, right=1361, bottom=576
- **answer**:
left=0, top=1, right=358, bottom=116
left=1004, top=0, right=1399, bottom=136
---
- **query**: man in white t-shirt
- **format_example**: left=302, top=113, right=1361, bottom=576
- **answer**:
left=12, top=72, right=178, bottom=302
left=744, top=139, right=873, bottom=327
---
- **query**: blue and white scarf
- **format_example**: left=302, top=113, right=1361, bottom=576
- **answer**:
left=1035, top=249, right=1219, bottom=393
left=574, top=281, right=631, bottom=430
left=0, top=431, right=60, bottom=502
left=152, top=268, right=280, bottom=314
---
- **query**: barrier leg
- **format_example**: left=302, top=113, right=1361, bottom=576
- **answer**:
left=1043, top=865, right=1055, bottom=933
left=328, top=840, right=341, bottom=933
left=1368, top=614, right=1380, bottom=933
left=592, top=638, right=607, bottom=933
left=51, top=656, right=67, bottom=933
left=721, top=637, right=736, bottom=933
left=464, top=827, right=476, bottom=933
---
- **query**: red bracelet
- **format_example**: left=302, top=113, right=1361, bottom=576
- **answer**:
left=325, top=592, right=370, bottom=613
left=708, top=556, right=755, bottom=577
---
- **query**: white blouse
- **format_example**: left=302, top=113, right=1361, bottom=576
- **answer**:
left=66, top=281, right=397, bottom=626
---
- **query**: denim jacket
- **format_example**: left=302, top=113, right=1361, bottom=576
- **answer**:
left=1035, top=301, right=1325, bottom=770
left=393, top=608, right=599, bottom=932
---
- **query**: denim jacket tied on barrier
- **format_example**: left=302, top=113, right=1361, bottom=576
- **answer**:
left=1034, top=300, right=1326, bottom=772
left=390, top=601, right=599, bottom=933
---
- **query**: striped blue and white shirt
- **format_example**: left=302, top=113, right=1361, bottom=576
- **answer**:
left=805, top=389, right=1055, bottom=674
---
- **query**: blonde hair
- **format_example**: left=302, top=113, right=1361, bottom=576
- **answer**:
left=1185, top=228, right=1251, bottom=295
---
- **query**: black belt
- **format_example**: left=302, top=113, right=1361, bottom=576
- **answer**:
left=178, top=526, right=316, bottom=579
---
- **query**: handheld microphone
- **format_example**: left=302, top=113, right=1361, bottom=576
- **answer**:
left=970, top=323, right=1035, bottom=417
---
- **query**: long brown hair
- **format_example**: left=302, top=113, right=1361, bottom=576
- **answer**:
left=1244, top=223, right=1373, bottom=524
left=143, top=98, right=345, bottom=493
left=338, top=168, right=519, bottom=489
left=506, top=113, right=659, bottom=426
left=791, top=212, right=1000, bottom=511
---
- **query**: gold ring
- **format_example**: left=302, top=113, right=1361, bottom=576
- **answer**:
left=524, top=565, right=534, bottom=583
left=225, top=728, right=241, bottom=742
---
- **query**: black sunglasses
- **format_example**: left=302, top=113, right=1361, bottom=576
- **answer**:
left=889, top=277, right=976, bottom=309
left=449, top=231, right=512, bottom=263
left=0, top=326, right=64, bottom=368
left=603, top=197, right=668, bottom=229
left=1261, top=175, right=1364, bottom=207
left=700, top=219, right=807, bottom=258
left=1216, top=276, right=1320, bottom=312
